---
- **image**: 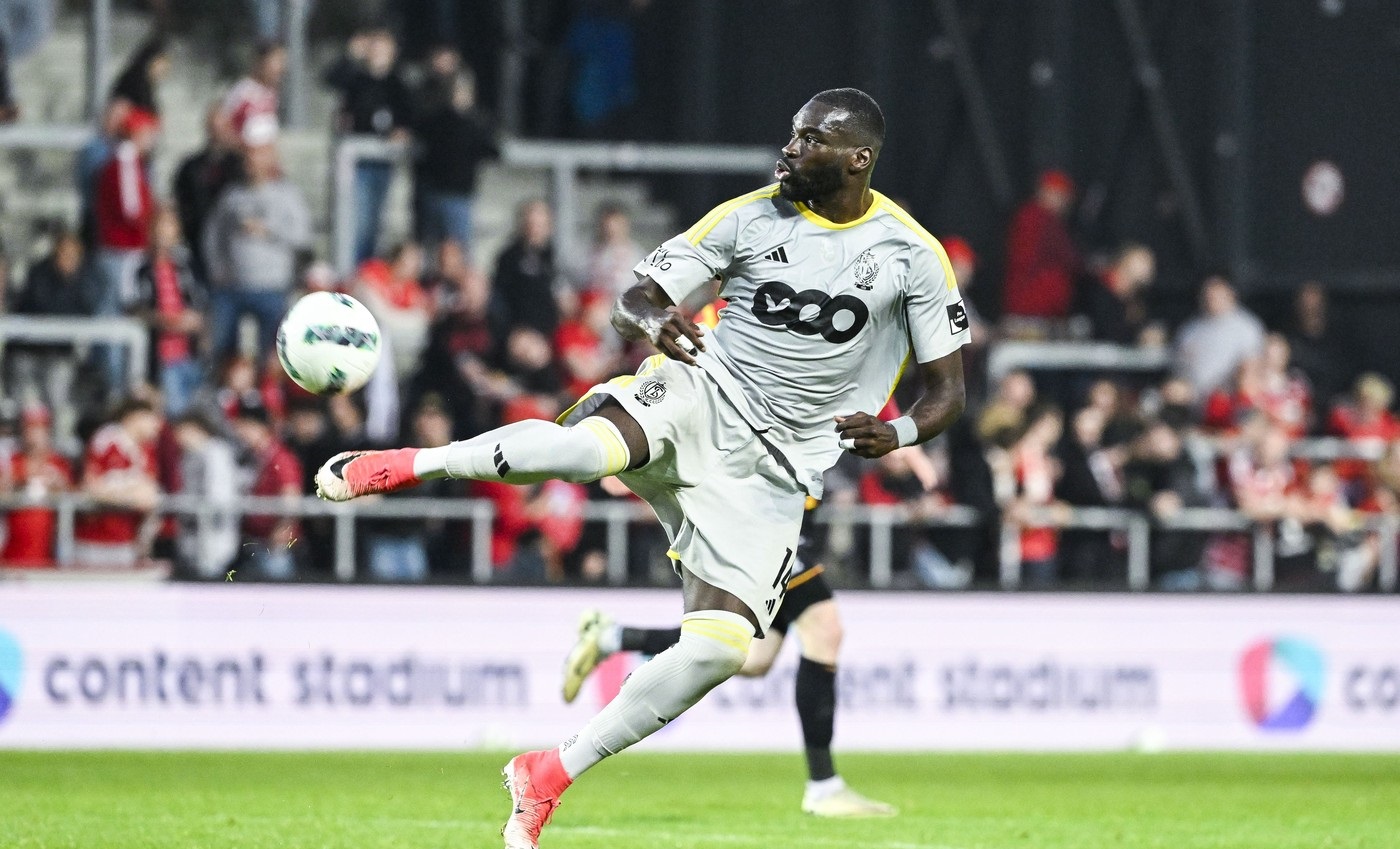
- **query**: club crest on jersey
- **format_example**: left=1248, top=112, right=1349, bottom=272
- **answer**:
left=853, top=248, right=880, bottom=290
left=634, top=378, right=667, bottom=407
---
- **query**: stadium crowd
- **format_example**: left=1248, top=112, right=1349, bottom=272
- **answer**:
left=0, top=28, right=1394, bottom=593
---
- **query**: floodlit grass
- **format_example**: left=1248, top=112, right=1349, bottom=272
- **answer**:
left=3, top=750, right=1398, bottom=848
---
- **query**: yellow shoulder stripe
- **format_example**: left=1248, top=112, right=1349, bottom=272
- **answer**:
left=875, top=192, right=959, bottom=291
left=685, top=184, right=781, bottom=245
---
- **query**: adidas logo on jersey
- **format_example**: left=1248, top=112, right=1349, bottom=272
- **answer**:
left=762, top=245, right=790, bottom=263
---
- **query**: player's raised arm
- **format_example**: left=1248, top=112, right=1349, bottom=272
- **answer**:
left=835, top=349, right=966, bottom=459
left=612, top=278, right=708, bottom=366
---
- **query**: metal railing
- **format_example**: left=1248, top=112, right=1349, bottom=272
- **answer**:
left=0, top=123, right=94, bottom=151
left=330, top=136, right=775, bottom=273
left=4, top=493, right=1394, bottom=592
left=987, top=340, right=1174, bottom=383
left=0, top=316, right=148, bottom=389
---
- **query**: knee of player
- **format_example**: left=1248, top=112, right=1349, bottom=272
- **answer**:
left=800, top=605, right=844, bottom=657
left=738, top=652, right=775, bottom=678
left=679, top=619, right=752, bottom=682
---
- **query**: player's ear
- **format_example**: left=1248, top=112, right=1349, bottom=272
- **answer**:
left=848, top=146, right=874, bottom=175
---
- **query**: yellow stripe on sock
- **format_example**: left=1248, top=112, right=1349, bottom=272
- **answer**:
left=682, top=625, right=751, bottom=653
left=681, top=619, right=753, bottom=653
left=578, top=417, right=629, bottom=475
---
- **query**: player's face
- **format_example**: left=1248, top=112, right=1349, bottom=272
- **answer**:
left=776, top=103, right=852, bottom=203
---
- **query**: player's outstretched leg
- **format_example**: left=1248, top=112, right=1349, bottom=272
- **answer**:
left=315, top=416, right=631, bottom=501
left=504, top=609, right=752, bottom=848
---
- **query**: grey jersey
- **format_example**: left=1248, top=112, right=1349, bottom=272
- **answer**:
left=634, top=184, right=971, bottom=497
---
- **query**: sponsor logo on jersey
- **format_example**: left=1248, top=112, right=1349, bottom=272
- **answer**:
left=635, top=379, right=668, bottom=407
left=853, top=248, right=879, bottom=290
left=947, top=302, right=970, bottom=333
left=761, top=245, right=790, bottom=263
left=753, top=280, right=870, bottom=344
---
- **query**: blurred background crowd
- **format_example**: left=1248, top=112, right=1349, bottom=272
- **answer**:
left=0, top=0, right=1396, bottom=593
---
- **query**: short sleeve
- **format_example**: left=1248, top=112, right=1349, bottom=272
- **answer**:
left=904, top=244, right=972, bottom=364
left=633, top=199, right=745, bottom=306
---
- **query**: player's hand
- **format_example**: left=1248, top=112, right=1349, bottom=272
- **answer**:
left=649, top=307, right=706, bottom=365
left=834, top=412, right=899, bottom=459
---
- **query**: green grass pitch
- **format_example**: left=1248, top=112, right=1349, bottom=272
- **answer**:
left=4, top=751, right=1398, bottom=848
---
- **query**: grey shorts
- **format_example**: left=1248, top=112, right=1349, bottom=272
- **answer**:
left=559, top=355, right=807, bottom=634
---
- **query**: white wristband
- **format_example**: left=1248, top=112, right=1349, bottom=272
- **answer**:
left=890, top=415, right=920, bottom=447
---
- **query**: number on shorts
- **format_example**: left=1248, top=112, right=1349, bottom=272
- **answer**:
left=766, top=548, right=795, bottom=615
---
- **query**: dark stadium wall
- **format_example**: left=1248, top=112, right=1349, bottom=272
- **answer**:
left=625, top=0, right=1400, bottom=379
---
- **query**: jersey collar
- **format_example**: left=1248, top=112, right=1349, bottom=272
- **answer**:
left=794, top=190, right=886, bottom=230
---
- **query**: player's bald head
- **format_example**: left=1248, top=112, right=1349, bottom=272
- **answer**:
left=808, top=88, right=885, bottom=156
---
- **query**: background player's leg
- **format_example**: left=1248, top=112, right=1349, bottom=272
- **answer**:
left=556, top=568, right=756, bottom=779
left=564, top=612, right=779, bottom=704
left=614, top=624, right=683, bottom=656
left=793, top=599, right=842, bottom=782
left=793, top=598, right=897, bottom=817
left=738, top=629, right=784, bottom=677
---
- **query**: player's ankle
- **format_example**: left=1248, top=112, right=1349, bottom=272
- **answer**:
left=410, top=445, right=450, bottom=480
left=597, top=624, right=623, bottom=655
left=805, top=775, right=846, bottom=799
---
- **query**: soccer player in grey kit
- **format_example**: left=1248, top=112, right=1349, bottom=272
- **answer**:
left=317, top=87, right=969, bottom=848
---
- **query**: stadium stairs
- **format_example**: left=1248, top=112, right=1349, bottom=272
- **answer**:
left=3, top=11, right=673, bottom=276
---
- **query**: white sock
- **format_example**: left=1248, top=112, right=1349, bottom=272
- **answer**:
left=411, top=416, right=630, bottom=484
left=598, top=624, right=623, bottom=656
left=805, top=775, right=846, bottom=800
left=557, top=610, right=752, bottom=779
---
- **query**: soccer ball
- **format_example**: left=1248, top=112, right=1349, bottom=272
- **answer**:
left=276, top=292, right=382, bottom=395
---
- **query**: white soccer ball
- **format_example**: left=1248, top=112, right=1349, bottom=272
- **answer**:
left=276, top=292, right=382, bottom=395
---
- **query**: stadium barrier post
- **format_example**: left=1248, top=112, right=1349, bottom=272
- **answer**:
left=282, top=0, right=311, bottom=130
left=85, top=0, right=112, bottom=121
left=333, top=505, right=356, bottom=581
left=998, top=520, right=1022, bottom=589
left=54, top=493, right=76, bottom=568
left=1251, top=523, right=1274, bottom=592
left=868, top=507, right=895, bottom=588
left=604, top=501, right=630, bottom=585
left=1379, top=517, right=1398, bottom=593
left=1127, top=514, right=1151, bottom=590
left=470, top=500, right=495, bottom=584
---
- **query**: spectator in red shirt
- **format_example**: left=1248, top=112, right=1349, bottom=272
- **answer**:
left=577, top=203, right=644, bottom=303
left=470, top=405, right=586, bottom=582
left=94, top=108, right=160, bottom=397
left=1005, top=405, right=1068, bottom=587
left=0, top=407, right=74, bottom=568
left=356, top=241, right=432, bottom=379
left=1328, top=373, right=1400, bottom=482
left=220, top=41, right=286, bottom=146
left=1003, top=169, right=1080, bottom=330
left=1203, top=421, right=1302, bottom=590
left=73, top=399, right=162, bottom=570
left=1203, top=335, right=1312, bottom=438
left=131, top=207, right=206, bottom=417
left=555, top=290, right=620, bottom=400
left=230, top=400, right=303, bottom=580
left=1328, top=373, right=1400, bottom=442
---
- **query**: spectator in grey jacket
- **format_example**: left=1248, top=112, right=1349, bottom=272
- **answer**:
left=202, top=142, right=310, bottom=357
